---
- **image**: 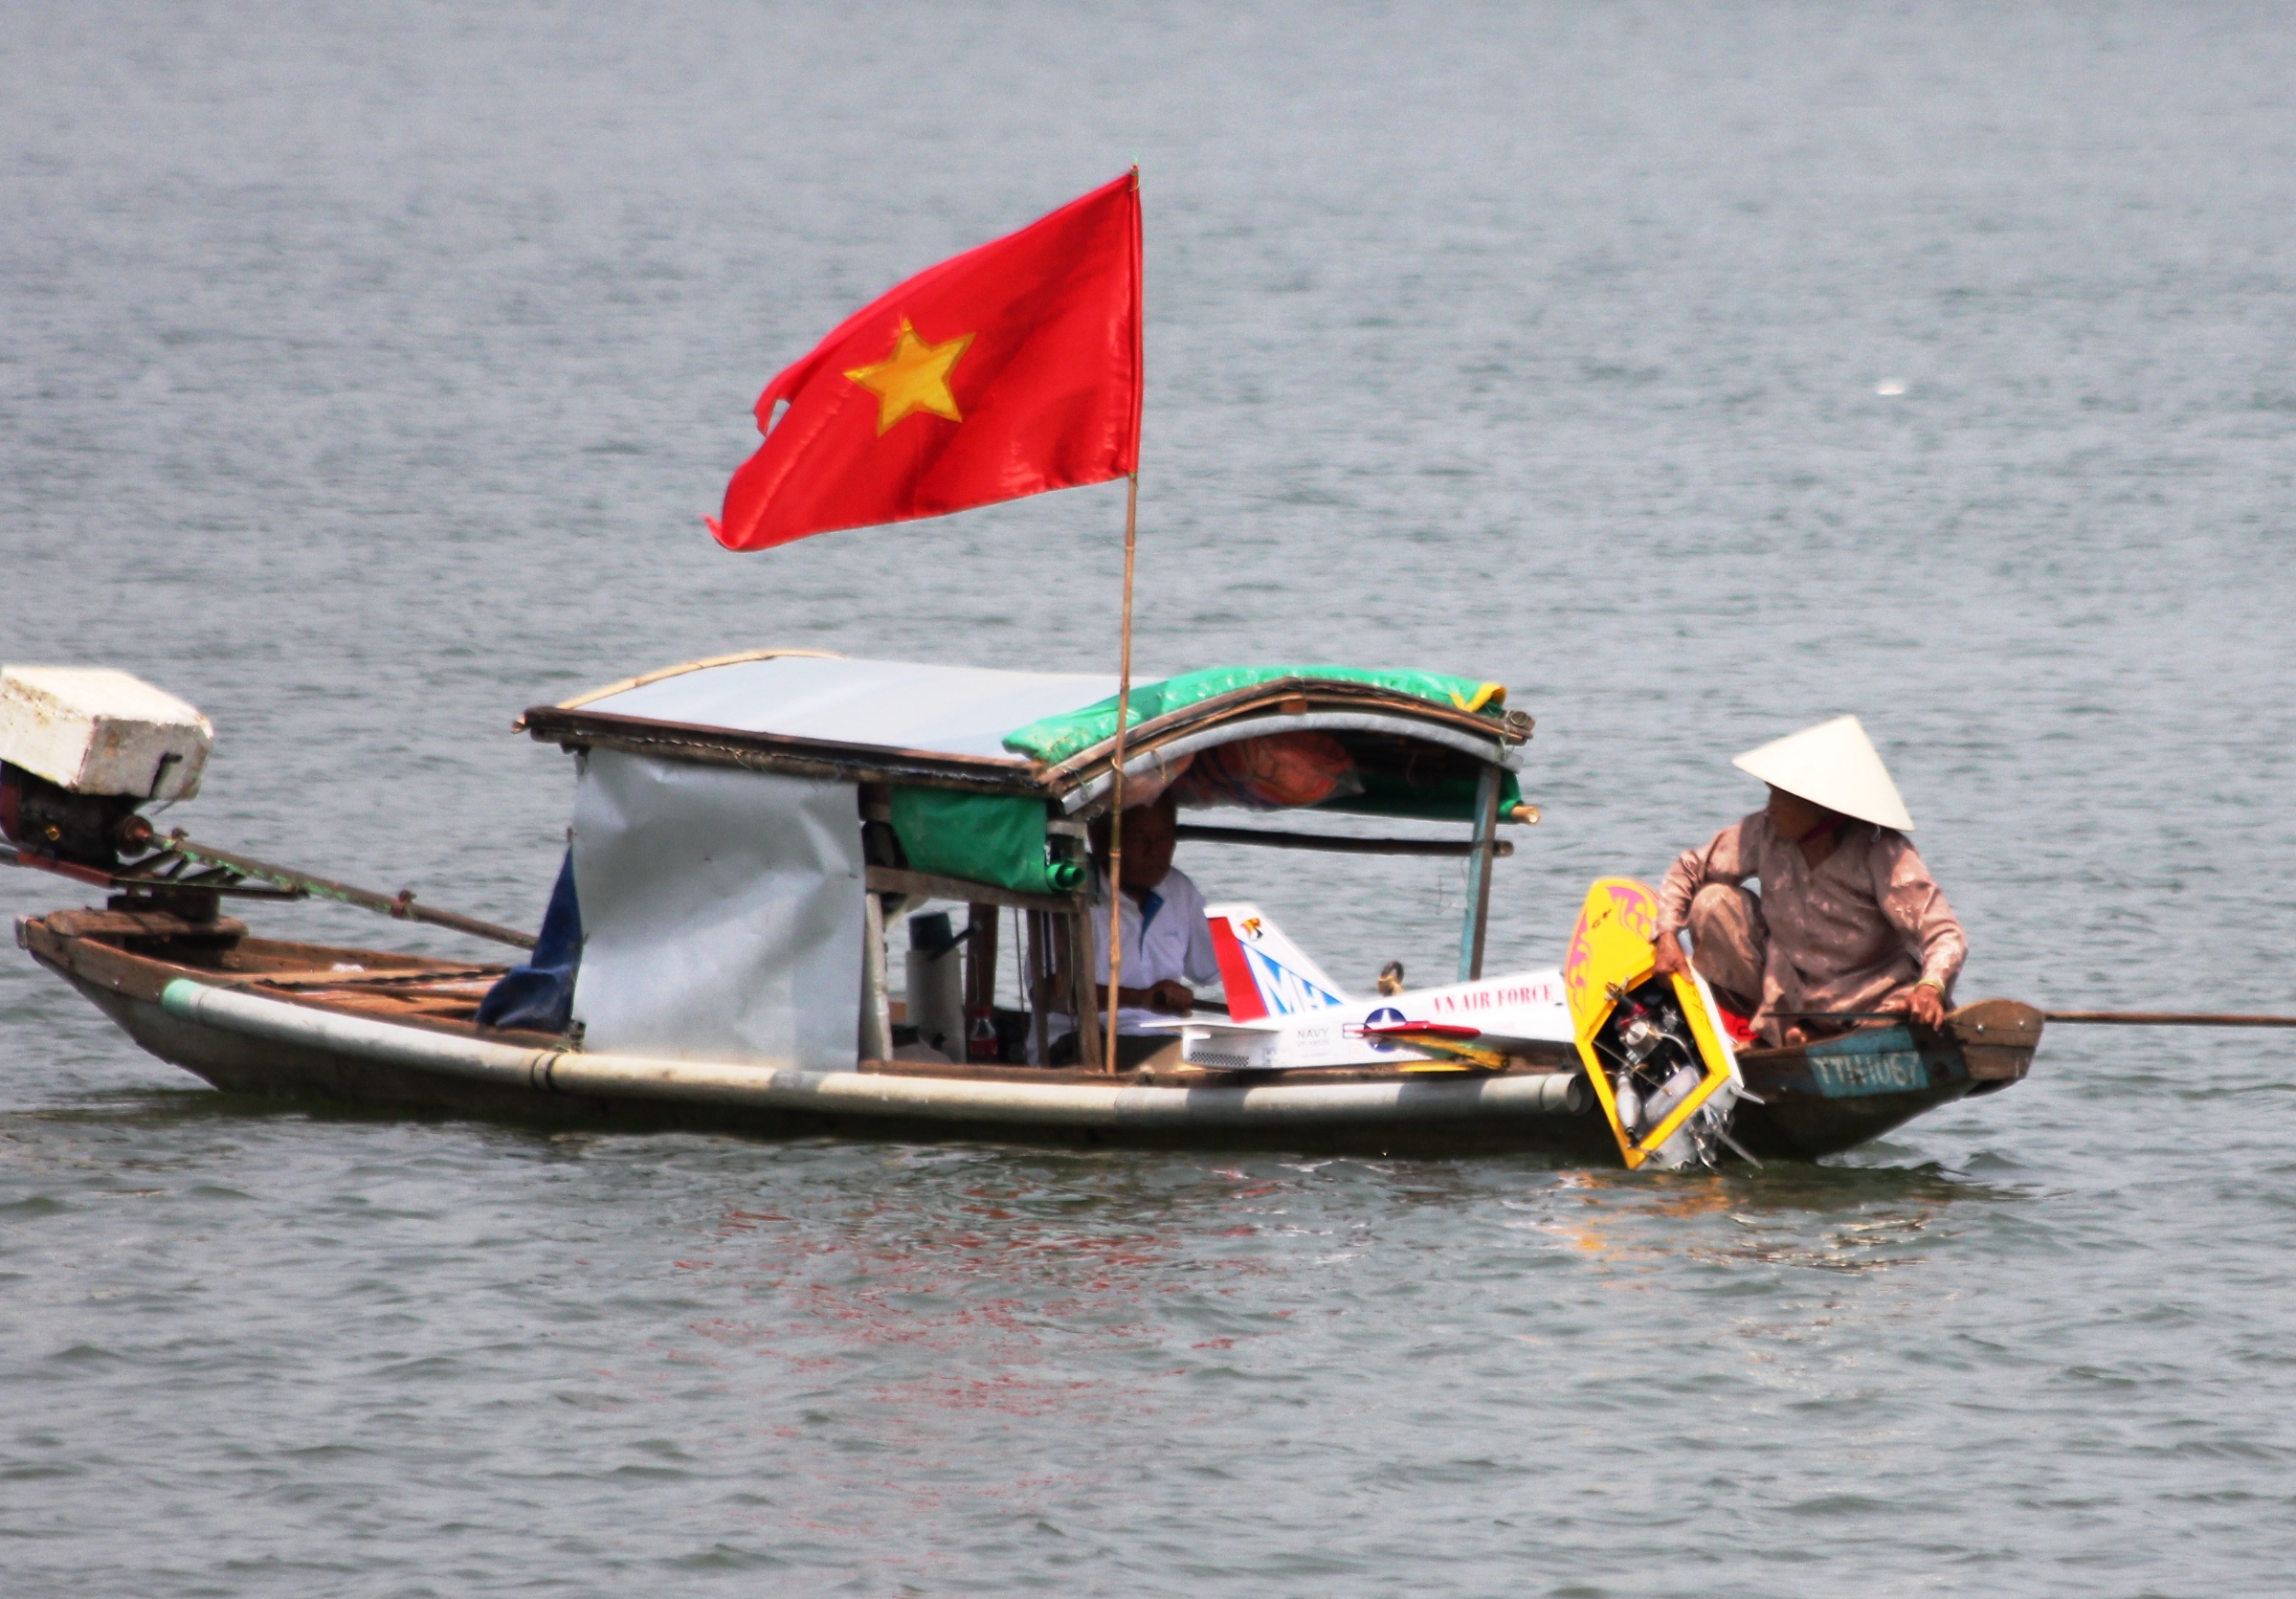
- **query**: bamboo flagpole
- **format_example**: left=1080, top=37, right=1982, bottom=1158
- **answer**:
left=1096, top=164, right=1146, bottom=1077
left=1103, top=470, right=1140, bottom=1075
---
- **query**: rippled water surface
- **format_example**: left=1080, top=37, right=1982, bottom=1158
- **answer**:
left=5, top=3, right=2295, bottom=1593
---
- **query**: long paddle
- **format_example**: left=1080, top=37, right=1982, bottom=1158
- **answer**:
left=1776, top=1008, right=2296, bottom=1030
left=2042, top=1010, right=2296, bottom=1029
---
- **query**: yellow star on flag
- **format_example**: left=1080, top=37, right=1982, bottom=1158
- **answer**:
left=845, top=318, right=975, bottom=435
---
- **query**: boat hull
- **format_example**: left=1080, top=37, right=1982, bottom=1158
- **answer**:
left=19, top=912, right=2037, bottom=1164
left=24, top=914, right=1611, bottom=1157
left=100, top=977, right=1618, bottom=1158
left=1730, top=999, right=2041, bottom=1159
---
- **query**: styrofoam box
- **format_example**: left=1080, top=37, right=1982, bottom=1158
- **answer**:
left=0, top=666, right=213, bottom=801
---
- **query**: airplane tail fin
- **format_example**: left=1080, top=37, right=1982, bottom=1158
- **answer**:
left=1204, top=903, right=1349, bottom=1020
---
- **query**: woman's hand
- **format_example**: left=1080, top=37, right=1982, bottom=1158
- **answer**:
left=1881, top=983, right=1947, bottom=1028
left=1906, top=982, right=1946, bottom=1028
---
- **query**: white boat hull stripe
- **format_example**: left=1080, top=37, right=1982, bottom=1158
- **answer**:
left=159, top=979, right=1577, bottom=1128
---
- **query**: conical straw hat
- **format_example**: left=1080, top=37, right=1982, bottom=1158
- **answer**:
left=1730, top=715, right=1915, bottom=832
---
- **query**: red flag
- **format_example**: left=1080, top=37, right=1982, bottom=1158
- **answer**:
left=709, top=174, right=1143, bottom=551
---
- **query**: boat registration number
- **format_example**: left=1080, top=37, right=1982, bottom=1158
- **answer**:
left=1807, top=1050, right=1930, bottom=1098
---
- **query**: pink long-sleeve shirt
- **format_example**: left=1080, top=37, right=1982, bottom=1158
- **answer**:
left=1656, top=811, right=1968, bottom=1026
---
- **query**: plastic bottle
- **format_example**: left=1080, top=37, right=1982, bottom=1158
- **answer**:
left=967, top=1006, right=1000, bottom=1063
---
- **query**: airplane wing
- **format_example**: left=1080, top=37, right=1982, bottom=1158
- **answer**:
left=1134, top=1010, right=1448, bottom=1072
left=1358, top=1021, right=1510, bottom=1071
left=1360, top=1020, right=1563, bottom=1052
left=1131, top=1014, right=1283, bottom=1033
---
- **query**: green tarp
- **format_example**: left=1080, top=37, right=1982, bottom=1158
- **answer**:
left=1001, top=665, right=1507, bottom=766
left=1327, top=766, right=1524, bottom=823
left=891, top=666, right=1518, bottom=894
left=888, top=788, right=1085, bottom=898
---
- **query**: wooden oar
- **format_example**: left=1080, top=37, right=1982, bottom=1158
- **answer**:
left=134, top=829, right=538, bottom=950
left=1778, top=1007, right=2296, bottom=1030
left=3, top=824, right=536, bottom=950
left=2043, top=1010, right=2296, bottom=1029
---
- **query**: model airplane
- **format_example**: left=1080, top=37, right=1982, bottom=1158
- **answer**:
left=1157, top=885, right=1750, bottom=1171
left=1148, top=902, right=1577, bottom=1073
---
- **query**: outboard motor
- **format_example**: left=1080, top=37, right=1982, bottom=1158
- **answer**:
left=0, top=667, right=213, bottom=869
left=1598, top=981, right=1708, bottom=1138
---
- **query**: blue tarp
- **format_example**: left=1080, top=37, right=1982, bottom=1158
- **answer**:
left=474, top=850, right=582, bottom=1033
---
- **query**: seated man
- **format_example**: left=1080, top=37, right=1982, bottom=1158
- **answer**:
left=1048, top=791, right=1220, bottom=1069
left=1650, top=716, right=1966, bottom=1047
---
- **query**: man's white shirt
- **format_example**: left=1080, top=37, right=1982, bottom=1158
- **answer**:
left=1056, top=864, right=1222, bottom=1037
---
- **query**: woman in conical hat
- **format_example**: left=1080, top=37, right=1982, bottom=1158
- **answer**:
left=1649, top=716, right=1966, bottom=1047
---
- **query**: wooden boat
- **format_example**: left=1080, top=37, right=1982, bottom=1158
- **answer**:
left=7, top=652, right=2042, bottom=1163
left=13, top=909, right=2037, bottom=1160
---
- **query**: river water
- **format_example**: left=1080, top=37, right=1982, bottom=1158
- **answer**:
left=5, top=3, right=2295, bottom=1593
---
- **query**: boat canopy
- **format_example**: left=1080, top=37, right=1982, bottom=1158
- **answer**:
left=515, top=652, right=1536, bottom=1066
left=523, top=651, right=1530, bottom=898
left=543, top=651, right=1120, bottom=765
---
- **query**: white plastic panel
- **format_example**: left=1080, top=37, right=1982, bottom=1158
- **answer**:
left=579, top=655, right=1117, bottom=760
left=0, top=666, right=213, bottom=800
left=568, top=747, right=865, bottom=1068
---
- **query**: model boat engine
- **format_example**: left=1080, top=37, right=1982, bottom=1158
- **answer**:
left=1594, top=980, right=1703, bottom=1135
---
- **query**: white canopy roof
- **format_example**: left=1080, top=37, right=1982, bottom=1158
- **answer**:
left=568, top=655, right=1119, bottom=762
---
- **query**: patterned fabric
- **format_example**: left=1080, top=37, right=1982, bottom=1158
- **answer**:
left=1657, top=811, right=1967, bottom=1042
left=1683, top=883, right=1768, bottom=1008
